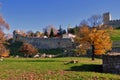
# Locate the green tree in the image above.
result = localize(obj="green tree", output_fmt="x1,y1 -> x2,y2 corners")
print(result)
49,28 -> 54,38
43,28 -> 48,37
57,25 -> 63,37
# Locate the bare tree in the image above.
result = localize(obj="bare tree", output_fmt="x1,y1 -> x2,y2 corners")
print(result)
44,25 -> 58,37
88,15 -> 103,27
79,19 -> 88,26
27,30 -> 34,37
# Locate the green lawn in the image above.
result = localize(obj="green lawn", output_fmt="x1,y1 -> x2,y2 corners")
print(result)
0,57 -> 119,80
111,30 -> 120,41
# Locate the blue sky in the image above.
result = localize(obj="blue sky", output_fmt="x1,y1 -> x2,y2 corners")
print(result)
0,0 -> 120,33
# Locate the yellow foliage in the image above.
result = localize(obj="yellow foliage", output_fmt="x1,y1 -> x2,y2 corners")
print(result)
94,45 -> 103,49
74,24 -> 112,55
0,50 -> 9,57
94,49 -> 105,55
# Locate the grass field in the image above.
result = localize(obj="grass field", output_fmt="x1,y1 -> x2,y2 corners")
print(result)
111,30 -> 120,41
0,57 -> 120,80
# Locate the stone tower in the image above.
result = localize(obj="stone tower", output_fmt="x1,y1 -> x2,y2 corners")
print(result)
103,12 -> 111,23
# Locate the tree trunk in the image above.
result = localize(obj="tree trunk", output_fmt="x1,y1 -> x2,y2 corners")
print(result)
91,45 -> 95,60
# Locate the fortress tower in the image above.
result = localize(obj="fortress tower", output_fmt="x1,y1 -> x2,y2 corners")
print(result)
103,12 -> 111,23
103,12 -> 120,28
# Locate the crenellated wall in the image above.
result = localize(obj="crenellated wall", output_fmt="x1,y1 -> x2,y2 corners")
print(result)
103,12 -> 120,27
13,34 -> 73,49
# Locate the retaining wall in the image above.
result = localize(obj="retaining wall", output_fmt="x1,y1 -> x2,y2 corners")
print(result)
103,54 -> 120,74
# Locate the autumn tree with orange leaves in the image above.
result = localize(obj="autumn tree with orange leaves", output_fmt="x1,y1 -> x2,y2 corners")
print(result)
0,14 -> 10,57
19,43 -> 38,57
74,25 -> 112,60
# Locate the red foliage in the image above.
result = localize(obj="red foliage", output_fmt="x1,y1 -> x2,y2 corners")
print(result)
0,14 -> 10,57
19,43 -> 38,57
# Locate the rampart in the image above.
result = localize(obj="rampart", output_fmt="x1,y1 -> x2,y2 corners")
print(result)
103,54 -> 120,74
103,12 -> 120,27
13,34 -> 73,49
105,20 -> 120,27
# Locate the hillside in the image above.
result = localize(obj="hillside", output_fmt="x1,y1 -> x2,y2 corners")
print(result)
111,30 -> 120,41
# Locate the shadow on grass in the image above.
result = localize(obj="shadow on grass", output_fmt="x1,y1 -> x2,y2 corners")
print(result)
66,64 -> 102,73
25,60 -> 57,62
7,59 -> 58,62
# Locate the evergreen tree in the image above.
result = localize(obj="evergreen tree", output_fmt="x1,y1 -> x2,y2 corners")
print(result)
58,25 -> 63,37
49,28 -> 54,38
43,28 -> 48,37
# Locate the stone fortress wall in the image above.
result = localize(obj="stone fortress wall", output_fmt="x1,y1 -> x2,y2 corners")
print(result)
13,32 -> 120,51
13,34 -> 73,49
105,19 -> 120,28
103,12 -> 120,28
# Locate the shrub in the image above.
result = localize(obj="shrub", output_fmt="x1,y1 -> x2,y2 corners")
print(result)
19,43 -> 38,57
0,49 -> 9,57
0,44 -> 10,57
